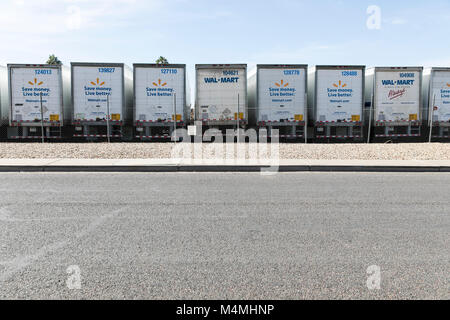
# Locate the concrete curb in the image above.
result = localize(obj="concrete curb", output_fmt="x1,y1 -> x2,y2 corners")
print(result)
0,165 -> 449,172
1,159 -> 450,172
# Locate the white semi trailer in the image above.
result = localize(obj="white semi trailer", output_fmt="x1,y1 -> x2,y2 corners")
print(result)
248,64 -> 307,139
0,66 -> 7,136
308,65 -> 365,140
423,67 -> 450,139
195,64 -> 247,133
71,62 -> 132,139
366,67 -> 423,138
134,64 -> 190,140
7,64 -> 70,139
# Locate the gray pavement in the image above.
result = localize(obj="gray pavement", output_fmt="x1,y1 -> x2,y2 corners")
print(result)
0,172 -> 448,299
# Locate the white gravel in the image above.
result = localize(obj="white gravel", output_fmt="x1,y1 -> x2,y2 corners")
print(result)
1,143 -> 450,160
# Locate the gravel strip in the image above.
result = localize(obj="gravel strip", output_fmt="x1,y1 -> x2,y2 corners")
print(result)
1,143 -> 450,160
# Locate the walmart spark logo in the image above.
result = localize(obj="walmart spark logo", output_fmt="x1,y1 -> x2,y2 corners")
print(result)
333,80 -> 347,88
91,78 -> 105,86
28,78 -> 43,86
275,80 -> 289,87
153,79 -> 167,87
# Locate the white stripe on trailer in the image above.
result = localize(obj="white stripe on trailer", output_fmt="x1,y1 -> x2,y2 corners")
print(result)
10,136 -> 62,139
11,122 -> 61,127
316,135 -> 362,138
277,135 -> 304,138
259,134 -> 304,138
375,120 -> 421,126
315,121 -> 362,124
376,120 -> 420,122
258,121 -> 304,125
73,134 -> 122,137
375,134 -> 421,137
12,120 -> 61,123
200,119 -> 247,122
136,120 -> 184,123
136,135 -> 172,139
72,120 -> 123,124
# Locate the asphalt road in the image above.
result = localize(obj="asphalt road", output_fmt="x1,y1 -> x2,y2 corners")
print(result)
0,172 -> 448,300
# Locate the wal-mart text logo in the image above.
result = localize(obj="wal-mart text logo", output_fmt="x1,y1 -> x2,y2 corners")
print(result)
382,79 -> 415,86
204,77 -> 239,84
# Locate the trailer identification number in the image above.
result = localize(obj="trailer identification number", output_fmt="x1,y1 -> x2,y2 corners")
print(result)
35,70 -> 52,75
342,71 -> 358,76
161,69 -> 177,74
98,68 -> 115,73
223,70 -> 239,76
284,70 -> 300,75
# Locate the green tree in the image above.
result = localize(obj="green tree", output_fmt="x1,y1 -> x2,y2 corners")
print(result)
46,54 -> 62,65
155,56 -> 169,64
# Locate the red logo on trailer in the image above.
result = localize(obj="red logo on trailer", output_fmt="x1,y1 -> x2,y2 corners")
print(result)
388,88 -> 406,100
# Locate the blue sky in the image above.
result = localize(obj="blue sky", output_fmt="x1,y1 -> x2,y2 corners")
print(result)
1,0 -> 449,96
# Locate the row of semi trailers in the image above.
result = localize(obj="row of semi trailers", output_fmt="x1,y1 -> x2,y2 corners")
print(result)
0,63 -> 449,141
